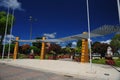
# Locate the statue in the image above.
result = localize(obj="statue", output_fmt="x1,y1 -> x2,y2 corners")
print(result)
107,46 -> 113,57
105,46 -> 115,65
30,49 -> 34,54
29,49 -> 34,59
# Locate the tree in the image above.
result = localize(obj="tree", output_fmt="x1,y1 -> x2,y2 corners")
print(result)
110,34 -> 120,52
92,42 -> 109,58
76,40 -> 82,53
32,37 -> 42,49
47,43 -> 61,54
66,42 -> 72,47
77,40 -> 82,48
0,44 -> 14,56
30,46 -> 40,55
0,11 -> 15,44
21,44 -> 30,54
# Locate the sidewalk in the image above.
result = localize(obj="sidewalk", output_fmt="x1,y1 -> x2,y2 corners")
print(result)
0,59 -> 120,80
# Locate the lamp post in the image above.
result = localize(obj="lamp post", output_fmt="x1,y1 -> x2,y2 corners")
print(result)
86,0 -> 92,72
8,9 -> 15,59
29,16 -> 33,40
117,0 -> 120,23
2,7 -> 10,60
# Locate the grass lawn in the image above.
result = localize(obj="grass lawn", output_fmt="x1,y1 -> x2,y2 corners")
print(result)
92,58 -> 120,67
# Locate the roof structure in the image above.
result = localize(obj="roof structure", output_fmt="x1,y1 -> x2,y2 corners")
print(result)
91,25 -> 120,35
14,25 -> 120,43
59,32 -> 103,41
59,25 -> 120,41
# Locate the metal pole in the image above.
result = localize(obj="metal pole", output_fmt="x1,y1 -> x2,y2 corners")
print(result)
8,9 -> 15,59
86,0 -> 92,72
2,7 -> 10,60
29,16 -> 32,40
29,16 -> 32,46
117,0 -> 120,23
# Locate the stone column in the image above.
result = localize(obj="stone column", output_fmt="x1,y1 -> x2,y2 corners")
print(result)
40,37 -> 45,59
13,37 -> 19,60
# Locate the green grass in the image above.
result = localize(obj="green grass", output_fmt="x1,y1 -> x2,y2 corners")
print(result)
114,59 -> 120,67
92,59 -> 106,64
35,56 -> 40,59
92,59 -> 120,67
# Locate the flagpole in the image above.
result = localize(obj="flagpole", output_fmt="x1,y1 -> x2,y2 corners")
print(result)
8,9 -> 14,59
86,0 -> 92,72
2,6 -> 10,60
117,0 -> 120,23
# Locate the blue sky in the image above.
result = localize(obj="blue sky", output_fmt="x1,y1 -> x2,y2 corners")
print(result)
0,0 -> 120,43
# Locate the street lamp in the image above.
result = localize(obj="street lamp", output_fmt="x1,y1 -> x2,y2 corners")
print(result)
8,8 -> 15,59
2,7 -> 10,60
117,0 -> 120,23
29,16 -> 33,40
86,0 -> 92,72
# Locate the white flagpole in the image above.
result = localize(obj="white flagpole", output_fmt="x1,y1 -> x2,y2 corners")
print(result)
8,9 -> 14,59
86,0 -> 92,72
2,7 -> 10,60
117,0 -> 120,23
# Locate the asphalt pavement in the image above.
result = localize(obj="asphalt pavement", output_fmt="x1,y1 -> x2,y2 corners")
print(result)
0,63 -> 82,80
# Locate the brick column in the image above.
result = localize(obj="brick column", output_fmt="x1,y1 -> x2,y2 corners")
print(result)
81,32 -> 89,63
13,37 -> 19,60
40,37 -> 45,59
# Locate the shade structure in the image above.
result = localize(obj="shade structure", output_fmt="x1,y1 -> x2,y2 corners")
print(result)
91,25 -> 120,35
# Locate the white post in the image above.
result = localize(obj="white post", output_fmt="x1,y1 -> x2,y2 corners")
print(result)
2,7 -> 10,60
8,9 -> 15,59
117,0 -> 120,23
86,0 -> 92,72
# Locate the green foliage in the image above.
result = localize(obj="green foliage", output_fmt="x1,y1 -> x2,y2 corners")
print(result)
32,37 -> 42,48
92,42 -> 109,58
92,59 -> 120,67
47,43 -> 61,54
65,47 -> 71,53
114,59 -> 120,67
66,42 -> 72,47
35,56 -> 40,59
17,53 -> 27,59
30,46 -> 40,55
110,34 -> 120,52
75,47 -> 81,53
0,11 -> 15,44
92,59 -> 106,64
77,40 -> 82,48
21,44 -> 30,54
4,44 -> 15,54
61,47 -> 70,54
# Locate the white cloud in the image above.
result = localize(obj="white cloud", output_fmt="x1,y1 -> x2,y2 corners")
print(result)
72,41 -> 77,46
3,34 -> 16,43
0,0 -> 23,10
100,39 -> 111,44
71,41 -> 77,48
6,34 -> 16,39
43,32 -> 56,38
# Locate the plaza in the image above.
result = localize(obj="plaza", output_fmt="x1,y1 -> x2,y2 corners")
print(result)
0,59 -> 120,80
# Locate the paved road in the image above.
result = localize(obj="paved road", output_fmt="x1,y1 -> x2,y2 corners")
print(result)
0,63 -> 85,80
